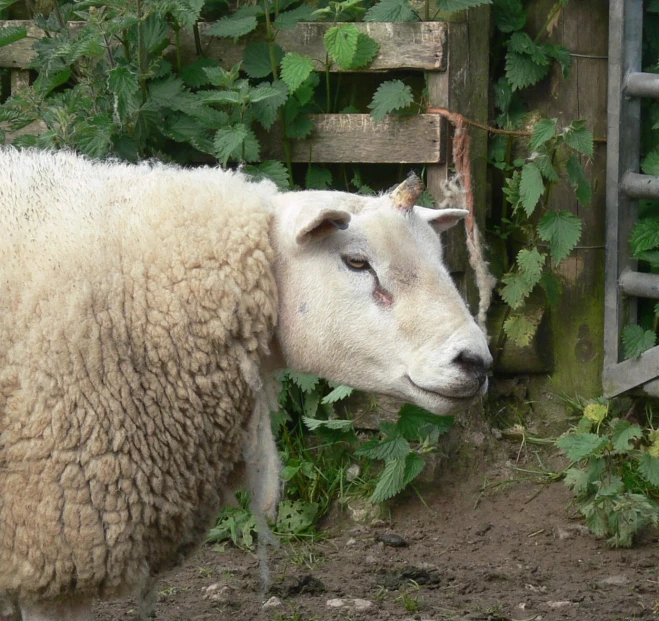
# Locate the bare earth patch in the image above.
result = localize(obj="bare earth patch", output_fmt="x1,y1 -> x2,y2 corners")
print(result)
94,475 -> 658,621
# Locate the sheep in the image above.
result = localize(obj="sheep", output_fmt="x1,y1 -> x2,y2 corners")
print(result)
0,148 -> 491,621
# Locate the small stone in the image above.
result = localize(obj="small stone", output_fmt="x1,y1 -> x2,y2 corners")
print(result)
352,599 -> 373,611
375,533 -> 408,547
326,598 -> 346,608
202,583 -> 233,603
346,538 -> 357,546
346,464 -> 361,481
547,601 -> 573,609
600,575 -> 630,586
364,554 -> 379,565
556,526 -> 571,540
262,596 -> 283,610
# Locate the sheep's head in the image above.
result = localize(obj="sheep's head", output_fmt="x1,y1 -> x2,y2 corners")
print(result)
270,175 -> 491,415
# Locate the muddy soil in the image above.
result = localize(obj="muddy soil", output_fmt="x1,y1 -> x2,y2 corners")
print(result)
94,470 -> 659,621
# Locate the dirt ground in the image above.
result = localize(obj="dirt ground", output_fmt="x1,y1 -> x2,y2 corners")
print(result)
94,469 -> 659,621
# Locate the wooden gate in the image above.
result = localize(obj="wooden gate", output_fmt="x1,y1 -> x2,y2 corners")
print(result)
604,0 -> 659,395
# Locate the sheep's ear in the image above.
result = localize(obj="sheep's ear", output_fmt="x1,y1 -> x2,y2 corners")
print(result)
417,207 -> 468,233
295,208 -> 351,244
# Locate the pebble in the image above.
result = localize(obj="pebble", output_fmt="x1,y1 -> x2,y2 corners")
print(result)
326,598 -> 373,610
375,532 -> 408,547
346,464 -> 361,481
262,596 -> 283,610
202,583 -> 234,603
346,538 -> 357,546
546,601 -> 573,608
599,575 -> 630,586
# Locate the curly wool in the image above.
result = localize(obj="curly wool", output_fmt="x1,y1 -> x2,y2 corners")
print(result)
0,149 -> 279,601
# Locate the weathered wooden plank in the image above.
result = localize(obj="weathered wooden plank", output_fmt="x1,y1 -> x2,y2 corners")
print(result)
260,114 -> 444,163
10,69 -> 29,94
0,20 -> 447,72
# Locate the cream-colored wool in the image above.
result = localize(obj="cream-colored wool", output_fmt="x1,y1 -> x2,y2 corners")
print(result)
0,149 -> 278,601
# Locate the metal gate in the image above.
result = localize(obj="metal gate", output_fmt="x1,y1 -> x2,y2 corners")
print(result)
604,0 -> 659,396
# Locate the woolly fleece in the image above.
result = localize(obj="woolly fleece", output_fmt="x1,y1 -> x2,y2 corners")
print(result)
0,149 -> 278,601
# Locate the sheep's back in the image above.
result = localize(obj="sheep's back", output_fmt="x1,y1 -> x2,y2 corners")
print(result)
0,149 -> 278,599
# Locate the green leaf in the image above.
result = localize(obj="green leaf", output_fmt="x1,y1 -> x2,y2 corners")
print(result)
528,118 -> 556,151
351,34 -> 380,69
621,324 -> 656,359
435,0 -> 491,11
505,51 -> 550,91
534,152 -> 560,183
637,251 -> 659,268
207,16 -> 258,40
564,121 -> 594,157
285,371 -> 320,393
244,160 -> 290,189
492,0 -> 526,32
545,43 -> 571,79
517,247 -> 545,286
294,72 -> 320,106
539,271 -> 562,307
0,0 -> 22,10
638,454 -> 659,487
403,453 -> 426,486
630,218 -> 659,255
519,162 -> 544,216
0,25 -> 27,48
252,79 -> 289,130
305,165 -> 333,190
302,417 -> 354,431
556,433 -> 608,462
396,404 -> 454,441
566,153 -> 592,206
33,69 -> 72,97
609,419 -> 643,453
214,124 -> 250,164
203,64 -> 241,88
249,85 -> 284,103
321,383 -> 354,403
181,58 -> 220,87
276,500 -> 318,535
243,42 -> 284,79
281,53 -> 315,93
274,4 -> 318,29
148,76 -> 185,109
503,313 -> 539,347
641,150 -> 659,176
537,211 -> 582,264
508,32 -> 546,63
284,99 -> 313,139
365,0 -> 418,22
500,271 -> 533,309
324,24 -> 359,70
368,79 -> 414,122
108,66 -> 139,118
371,458 -> 406,502
356,434 -> 410,461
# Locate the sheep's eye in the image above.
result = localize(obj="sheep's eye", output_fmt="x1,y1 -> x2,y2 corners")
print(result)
343,256 -> 371,272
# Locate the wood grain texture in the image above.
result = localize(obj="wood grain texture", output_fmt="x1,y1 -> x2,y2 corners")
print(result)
0,20 -> 447,72
260,114 -> 443,163
525,0 -> 608,398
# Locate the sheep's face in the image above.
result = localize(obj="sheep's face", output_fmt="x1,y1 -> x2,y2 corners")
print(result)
270,177 -> 491,415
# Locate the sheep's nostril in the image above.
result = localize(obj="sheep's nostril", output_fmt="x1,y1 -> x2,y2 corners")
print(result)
454,350 -> 490,377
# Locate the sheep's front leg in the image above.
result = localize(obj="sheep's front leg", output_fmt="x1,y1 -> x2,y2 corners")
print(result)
21,601 -> 92,621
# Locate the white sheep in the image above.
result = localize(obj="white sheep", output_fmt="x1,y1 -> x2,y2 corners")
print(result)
0,149 -> 491,621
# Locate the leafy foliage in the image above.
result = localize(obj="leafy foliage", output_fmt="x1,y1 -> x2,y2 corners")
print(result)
368,80 -> 414,122
557,400 -> 659,547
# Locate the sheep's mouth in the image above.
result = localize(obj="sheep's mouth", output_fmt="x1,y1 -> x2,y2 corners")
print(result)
405,376 -> 481,402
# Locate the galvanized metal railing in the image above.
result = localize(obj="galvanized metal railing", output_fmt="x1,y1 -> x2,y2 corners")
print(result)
604,0 -> 659,396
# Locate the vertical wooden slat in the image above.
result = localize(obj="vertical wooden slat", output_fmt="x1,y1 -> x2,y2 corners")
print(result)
426,7 -> 490,297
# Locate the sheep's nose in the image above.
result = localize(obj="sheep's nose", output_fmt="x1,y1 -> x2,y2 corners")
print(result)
453,350 -> 490,385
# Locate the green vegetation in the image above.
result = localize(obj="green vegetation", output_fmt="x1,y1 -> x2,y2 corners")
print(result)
556,398 -> 659,547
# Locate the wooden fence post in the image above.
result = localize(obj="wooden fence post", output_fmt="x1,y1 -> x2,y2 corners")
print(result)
525,0 -> 609,401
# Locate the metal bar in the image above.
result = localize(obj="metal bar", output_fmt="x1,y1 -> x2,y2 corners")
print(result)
625,72 -> 659,99
619,269 -> 659,299
603,344 -> 659,397
620,171 -> 659,200
604,0 -> 644,380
